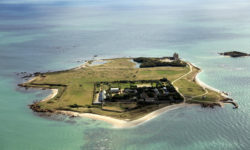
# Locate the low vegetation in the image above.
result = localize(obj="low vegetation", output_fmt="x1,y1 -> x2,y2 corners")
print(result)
19,58 -> 227,120
133,57 -> 186,68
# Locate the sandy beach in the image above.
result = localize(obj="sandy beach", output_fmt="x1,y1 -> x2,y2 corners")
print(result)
191,63 -> 238,108
38,83 -> 191,128
59,103 -> 190,128
191,63 -> 230,98
73,61 -> 89,70
41,89 -> 58,102
74,59 -> 108,70
27,77 -> 36,83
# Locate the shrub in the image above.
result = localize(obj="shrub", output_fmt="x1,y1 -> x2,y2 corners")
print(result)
133,57 -> 186,68
69,104 -> 82,108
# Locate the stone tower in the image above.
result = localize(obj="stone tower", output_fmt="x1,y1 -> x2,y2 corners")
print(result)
173,53 -> 179,61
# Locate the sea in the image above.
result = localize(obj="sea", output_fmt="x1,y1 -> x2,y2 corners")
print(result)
0,0 -> 250,149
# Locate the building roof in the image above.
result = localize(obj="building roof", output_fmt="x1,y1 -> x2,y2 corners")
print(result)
110,88 -> 119,91
99,90 -> 106,101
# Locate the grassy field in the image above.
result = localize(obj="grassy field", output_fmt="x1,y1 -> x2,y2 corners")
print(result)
21,58 -> 226,120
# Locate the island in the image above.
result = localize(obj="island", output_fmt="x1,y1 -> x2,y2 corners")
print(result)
219,51 -> 250,57
18,54 -> 237,128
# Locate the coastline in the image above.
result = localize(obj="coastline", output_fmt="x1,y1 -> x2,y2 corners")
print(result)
39,88 -> 193,128
191,63 -> 238,108
195,72 -> 229,98
41,89 -> 58,102
190,63 -> 230,98
37,87 -> 190,128
73,61 -> 89,70
27,77 -> 36,83
59,103 -> 191,128
73,59 -> 107,70
26,60 -> 236,128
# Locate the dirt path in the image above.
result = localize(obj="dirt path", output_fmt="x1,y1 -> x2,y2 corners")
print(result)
171,63 -> 211,101
191,87 -> 208,99
171,63 -> 193,85
171,63 -> 193,102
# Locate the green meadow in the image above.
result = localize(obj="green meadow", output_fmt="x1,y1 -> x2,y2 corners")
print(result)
20,58 -> 225,120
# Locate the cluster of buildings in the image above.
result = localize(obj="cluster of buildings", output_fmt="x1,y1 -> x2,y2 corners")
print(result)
96,85 -> 174,104
98,88 -> 120,102
138,86 -> 171,102
93,78 -> 183,105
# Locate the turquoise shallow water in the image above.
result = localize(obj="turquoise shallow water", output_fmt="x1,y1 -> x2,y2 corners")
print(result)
1,0 -> 250,149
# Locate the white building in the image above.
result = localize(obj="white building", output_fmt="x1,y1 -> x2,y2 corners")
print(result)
110,88 -> 120,93
99,90 -> 106,102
